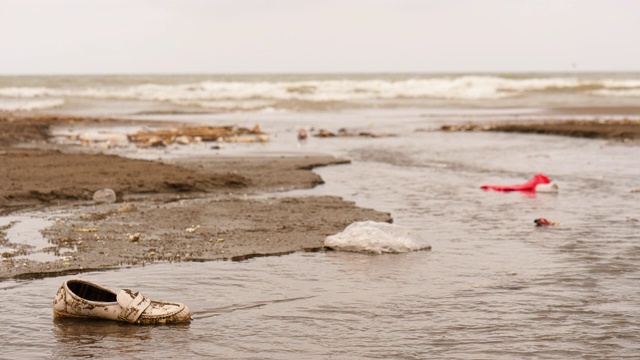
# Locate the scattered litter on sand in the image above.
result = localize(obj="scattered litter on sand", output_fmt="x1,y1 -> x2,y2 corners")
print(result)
51,123 -> 269,149
185,225 -> 200,233
128,124 -> 266,147
75,228 -> 99,233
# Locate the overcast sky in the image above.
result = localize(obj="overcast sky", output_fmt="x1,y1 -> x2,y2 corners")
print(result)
1,0 -> 639,74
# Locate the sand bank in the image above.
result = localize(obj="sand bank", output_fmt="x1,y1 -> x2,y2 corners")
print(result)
0,115 -> 391,281
440,119 -> 640,141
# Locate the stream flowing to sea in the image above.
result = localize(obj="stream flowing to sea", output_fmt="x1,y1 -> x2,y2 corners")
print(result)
1,73 -> 640,359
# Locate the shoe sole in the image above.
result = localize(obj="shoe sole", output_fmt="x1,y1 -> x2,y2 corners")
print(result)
53,308 -> 192,324
53,309 -> 94,319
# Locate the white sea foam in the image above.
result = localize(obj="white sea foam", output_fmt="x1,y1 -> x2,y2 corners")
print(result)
591,88 -> 640,97
0,87 -> 52,98
1,74 -> 639,112
173,99 -> 277,110
601,79 -> 640,88
324,221 -> 431,255
0,98 -> 64,112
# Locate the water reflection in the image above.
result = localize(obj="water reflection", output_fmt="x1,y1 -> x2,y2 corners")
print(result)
52,318 -> 190,358
0,212 -> 68,262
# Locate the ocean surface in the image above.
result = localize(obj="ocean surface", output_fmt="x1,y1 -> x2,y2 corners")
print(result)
2,72 -> 640,115
1,73 -> 640,359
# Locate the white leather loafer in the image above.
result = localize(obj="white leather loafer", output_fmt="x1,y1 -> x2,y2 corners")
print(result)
53,278 -> 192,324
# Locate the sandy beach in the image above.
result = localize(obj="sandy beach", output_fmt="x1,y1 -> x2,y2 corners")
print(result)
0,114 -> 392,280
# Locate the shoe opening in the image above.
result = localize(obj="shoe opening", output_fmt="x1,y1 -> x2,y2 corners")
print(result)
68,280 -> 117,302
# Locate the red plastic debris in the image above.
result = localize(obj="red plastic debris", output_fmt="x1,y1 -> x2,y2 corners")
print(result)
534,218 -> 558,226
481,174 -> 550,192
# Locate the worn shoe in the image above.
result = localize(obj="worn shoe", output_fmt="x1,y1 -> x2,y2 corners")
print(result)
53,278 -> 192,324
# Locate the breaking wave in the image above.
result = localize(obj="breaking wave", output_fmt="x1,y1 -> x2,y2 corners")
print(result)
0,98 -> 64,112
1,73 -> 640,112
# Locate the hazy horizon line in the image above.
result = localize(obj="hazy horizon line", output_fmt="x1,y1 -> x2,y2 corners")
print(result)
2,70 -> 640,77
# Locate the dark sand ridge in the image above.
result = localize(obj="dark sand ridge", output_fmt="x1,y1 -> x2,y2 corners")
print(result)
440,119 -> 640,141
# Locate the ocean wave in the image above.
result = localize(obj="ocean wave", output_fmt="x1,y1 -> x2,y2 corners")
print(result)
591,88 -> 640,97
1,75 -> 640,113
602,79 -> 640,88
0,87 -> 51,98
172,99 -> 276,111
0,98 -> 65,112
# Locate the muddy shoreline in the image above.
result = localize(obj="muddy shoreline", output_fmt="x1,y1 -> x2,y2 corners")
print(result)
440,119 -> 640,141
0,114 -> 391,281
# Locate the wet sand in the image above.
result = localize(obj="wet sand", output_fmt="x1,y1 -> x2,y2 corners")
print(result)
0,115 -> 391,281
2,114 -> 639,281
440,118 -> 640,141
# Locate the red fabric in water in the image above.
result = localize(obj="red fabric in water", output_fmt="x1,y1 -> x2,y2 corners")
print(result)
481,174 -> 550,191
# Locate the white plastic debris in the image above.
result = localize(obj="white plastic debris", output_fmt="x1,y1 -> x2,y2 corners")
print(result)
324,221 -> 431,255
93,188 -> 117,203
536,183 -> 559,193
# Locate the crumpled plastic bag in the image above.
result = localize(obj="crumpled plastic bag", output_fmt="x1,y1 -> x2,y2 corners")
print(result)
324,221 -> 431,255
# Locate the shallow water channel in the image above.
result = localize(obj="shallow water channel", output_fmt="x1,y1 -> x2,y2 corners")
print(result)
2,116 -> 640,358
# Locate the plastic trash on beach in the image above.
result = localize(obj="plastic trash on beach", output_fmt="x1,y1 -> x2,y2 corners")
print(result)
128,124 -> 266,147
324,221 -> 431,254
93,188 -> 116,203
534,218 -> 559,226
535,183 -> 559,193
480,173 -> 557,192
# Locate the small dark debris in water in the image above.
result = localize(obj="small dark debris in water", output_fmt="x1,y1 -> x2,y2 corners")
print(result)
534,218 -> 558,226
499,285 -> 527,291
313,128 -> 396,138
440,124 -> 491,132
297,129 -> 308,141
230,251 -> 296,262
